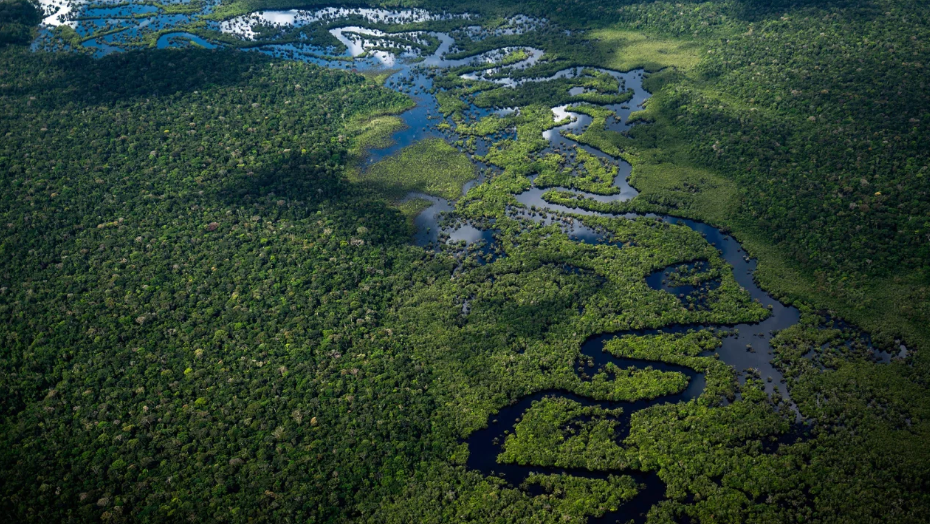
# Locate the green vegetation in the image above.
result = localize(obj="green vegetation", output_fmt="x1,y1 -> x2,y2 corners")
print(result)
209,0 -> 930,350
434,89 -> 468,117
584,29 -> 702,73
0,38 -> 436,523
499,397 -> 629,470
474,77 -> 633,110
523,473 -> 640,520
346,114 -> 410,155
535,149 -> 621,196
604,332 -> 734,403
500,47 -> 527,65
393,195 -> 434,224
0,0 -> 39,46
2,0 -> 930,523
351,138 -> 476,201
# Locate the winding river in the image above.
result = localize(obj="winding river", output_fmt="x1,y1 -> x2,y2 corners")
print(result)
34,5 -> 907,522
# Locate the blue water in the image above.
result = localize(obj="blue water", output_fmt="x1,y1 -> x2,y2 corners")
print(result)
31,5 -> 908,521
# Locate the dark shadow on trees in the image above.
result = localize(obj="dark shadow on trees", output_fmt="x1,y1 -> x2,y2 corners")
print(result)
0,47 -> 269,105
217,153 -> 415,246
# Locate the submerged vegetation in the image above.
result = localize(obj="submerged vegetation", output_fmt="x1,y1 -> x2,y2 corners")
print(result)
1,0 -> 929,523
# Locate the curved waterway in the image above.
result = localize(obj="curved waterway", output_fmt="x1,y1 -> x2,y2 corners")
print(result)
336,25 -> 805,522
36,6 -> 906,521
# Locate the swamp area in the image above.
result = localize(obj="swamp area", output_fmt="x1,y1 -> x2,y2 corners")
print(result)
1,1 -> 928,523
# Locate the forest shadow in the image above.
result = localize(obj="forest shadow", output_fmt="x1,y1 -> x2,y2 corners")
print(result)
467,273 -> 602,340
217,152 -> 415,245
1,46 -> 270,106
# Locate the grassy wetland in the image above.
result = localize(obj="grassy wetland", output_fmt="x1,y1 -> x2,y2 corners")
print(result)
1,0 -> 929,523
350,138 -> 476,201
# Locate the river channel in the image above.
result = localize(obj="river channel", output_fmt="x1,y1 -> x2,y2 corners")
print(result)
33,5 -> 907,522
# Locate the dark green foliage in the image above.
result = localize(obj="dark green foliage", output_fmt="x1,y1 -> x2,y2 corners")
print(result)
0,0 -> 40,46
474,79 -> 633,109
499,397 -> 629,470
679,15 -> 930,279
522,473 -> 640,519
2,1 -> 930,523
0,44 -> 434,522
534,149 -> 622,196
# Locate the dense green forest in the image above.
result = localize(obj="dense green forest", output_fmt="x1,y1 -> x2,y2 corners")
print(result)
1,0 -> 929,523
0,0 -> 38,45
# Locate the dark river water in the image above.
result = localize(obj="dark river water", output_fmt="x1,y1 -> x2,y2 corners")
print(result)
34,5 -> 907,521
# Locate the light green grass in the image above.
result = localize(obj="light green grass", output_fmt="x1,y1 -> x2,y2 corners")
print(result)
358,68 -> 400,85
629,163 -> 742,224
586,29 -> 703,72
352,138 -> 476,201
346,115 -> 407,157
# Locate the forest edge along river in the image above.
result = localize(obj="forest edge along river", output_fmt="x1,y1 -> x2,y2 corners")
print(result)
32,4 -> 910,522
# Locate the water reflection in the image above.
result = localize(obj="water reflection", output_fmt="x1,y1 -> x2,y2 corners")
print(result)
33,6 -> 908,520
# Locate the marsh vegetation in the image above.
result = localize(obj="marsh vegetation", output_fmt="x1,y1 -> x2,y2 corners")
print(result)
0,1 -> 928,523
